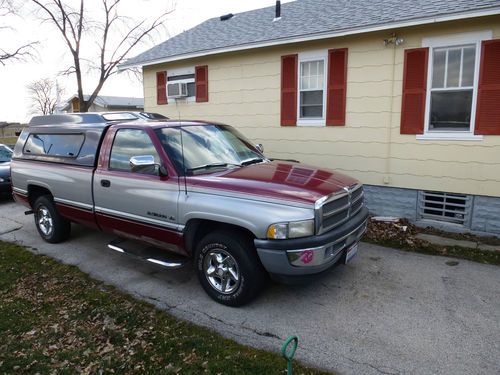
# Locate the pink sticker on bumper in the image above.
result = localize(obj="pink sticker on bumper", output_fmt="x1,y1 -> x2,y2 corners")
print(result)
300,250 -> 314,264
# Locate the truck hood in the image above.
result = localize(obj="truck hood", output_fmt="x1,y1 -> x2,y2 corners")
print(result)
187,161 -> 359,205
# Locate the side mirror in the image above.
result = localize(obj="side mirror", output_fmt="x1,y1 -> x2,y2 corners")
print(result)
159,165 -> 169,177
256,143 -> 264,153
130,155 -> 155,168
129,155 -> 167,176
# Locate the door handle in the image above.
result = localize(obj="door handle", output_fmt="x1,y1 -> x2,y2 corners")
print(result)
101,179 -> 111,188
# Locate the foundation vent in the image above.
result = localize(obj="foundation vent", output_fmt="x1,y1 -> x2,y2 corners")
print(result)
418,191 -> 472,226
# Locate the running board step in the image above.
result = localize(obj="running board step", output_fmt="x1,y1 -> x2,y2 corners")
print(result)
107,238 -> 189,269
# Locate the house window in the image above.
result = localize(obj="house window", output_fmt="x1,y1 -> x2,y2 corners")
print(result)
300,60 -> 324,118
166,67 -> 196,101
168,73 -> 195,98
429,45 -> 475,131
297,51 -> 327,125
420,31 -> 492,139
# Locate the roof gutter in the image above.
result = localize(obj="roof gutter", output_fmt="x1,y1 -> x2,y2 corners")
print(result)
118,6 -> 500,70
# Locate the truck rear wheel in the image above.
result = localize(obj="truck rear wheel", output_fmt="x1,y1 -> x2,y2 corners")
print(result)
195,231 -> 266,306
33,195 -> 71,243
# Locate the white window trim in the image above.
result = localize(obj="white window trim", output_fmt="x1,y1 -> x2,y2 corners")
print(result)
418,31 -> 492,141
166,66 -> 196,103
297,50 -> 328,127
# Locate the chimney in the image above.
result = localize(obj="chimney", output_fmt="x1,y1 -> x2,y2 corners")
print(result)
275,1 -> 281,19
220,13 -> 234,21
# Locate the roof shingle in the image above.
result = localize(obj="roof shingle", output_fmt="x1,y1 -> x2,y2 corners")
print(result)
123,0 -> 500,67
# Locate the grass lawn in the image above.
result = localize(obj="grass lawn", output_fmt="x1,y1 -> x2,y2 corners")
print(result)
0,241 -> 329,374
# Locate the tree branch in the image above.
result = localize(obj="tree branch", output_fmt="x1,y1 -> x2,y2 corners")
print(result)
1,0 -> 38,64
0,42 -> 38,65
30,0 -> 171,111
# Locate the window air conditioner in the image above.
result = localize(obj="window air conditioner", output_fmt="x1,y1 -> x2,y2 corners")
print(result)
167,82 -> 188,98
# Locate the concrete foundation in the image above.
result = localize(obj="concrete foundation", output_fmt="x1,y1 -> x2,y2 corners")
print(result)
363,184 -> 500,237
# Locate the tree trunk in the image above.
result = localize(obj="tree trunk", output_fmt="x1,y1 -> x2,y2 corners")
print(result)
74,54 -> 87,112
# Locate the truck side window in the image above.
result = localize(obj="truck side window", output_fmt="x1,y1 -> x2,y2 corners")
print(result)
24,134 -> 84,157
109,129 -> 161,174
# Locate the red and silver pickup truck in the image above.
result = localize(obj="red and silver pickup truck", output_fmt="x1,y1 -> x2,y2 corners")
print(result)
11,113 -> 368,306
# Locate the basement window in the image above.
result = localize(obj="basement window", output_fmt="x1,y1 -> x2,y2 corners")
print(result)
418,190 -> 472,226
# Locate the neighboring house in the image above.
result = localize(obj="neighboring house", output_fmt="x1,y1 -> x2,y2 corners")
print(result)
120,0 -> 500,236
0,122 -> 26,138
61,95 -> 144,113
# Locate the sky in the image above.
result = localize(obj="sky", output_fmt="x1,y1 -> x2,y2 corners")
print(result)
0,0 -> 291,122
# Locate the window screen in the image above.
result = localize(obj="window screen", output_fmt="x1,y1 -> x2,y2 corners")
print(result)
168,73 -> 196,98
299,60 -> 324,118
24,134 -> 84,157
429,45 -> 476,131
109,129 -> 160,174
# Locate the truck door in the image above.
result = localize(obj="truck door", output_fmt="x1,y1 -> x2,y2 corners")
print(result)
93,127 -> 183,254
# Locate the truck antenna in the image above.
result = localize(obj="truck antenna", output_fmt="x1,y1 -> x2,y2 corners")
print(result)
176,99 -> 188,195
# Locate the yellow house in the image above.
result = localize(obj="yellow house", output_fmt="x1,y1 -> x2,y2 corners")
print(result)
120,0 -> 500,236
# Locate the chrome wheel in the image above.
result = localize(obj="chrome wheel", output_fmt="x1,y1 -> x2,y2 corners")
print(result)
37,206 -> 54,237
203,248 -> 240,294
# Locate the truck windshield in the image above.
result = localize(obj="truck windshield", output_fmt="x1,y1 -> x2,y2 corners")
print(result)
155,125 -> 264,175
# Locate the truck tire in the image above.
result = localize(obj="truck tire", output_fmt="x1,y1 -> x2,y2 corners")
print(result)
195,231 -> 266,306
33,195 -> 71,243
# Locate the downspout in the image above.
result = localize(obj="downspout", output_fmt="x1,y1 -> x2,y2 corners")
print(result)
385,39 -> 398,186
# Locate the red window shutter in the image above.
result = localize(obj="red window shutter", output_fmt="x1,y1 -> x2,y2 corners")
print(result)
475,39 -> 500,135
281,54 -> 298,126
195,65 -> 209,102
400,48 -> 428,134
156,71 -> 167,105
326,48 -> 348,126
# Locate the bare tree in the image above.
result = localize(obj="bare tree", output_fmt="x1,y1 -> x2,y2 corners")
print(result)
0,0 -> 37,65
27,78 -> 63,115
31,0 -> 169,112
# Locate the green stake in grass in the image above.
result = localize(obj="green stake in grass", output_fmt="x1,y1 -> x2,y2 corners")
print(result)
281,335 -> 298,375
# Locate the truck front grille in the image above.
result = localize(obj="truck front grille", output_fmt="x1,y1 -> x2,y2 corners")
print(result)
317,184 -> 364,234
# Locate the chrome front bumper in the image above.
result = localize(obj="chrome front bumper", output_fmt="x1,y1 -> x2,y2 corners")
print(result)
286,219 -> 367,267
254,207 -> 368,276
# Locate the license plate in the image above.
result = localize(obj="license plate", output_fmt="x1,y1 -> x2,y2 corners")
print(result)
345,243 -> 358,264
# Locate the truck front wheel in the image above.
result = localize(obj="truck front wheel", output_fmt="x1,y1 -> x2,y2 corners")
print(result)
33,195 -> 71,243
195,231 -> 266,306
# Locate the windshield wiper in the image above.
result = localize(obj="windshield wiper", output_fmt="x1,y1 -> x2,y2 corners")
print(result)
186,162 -> 239,173
240,157 -> 264,166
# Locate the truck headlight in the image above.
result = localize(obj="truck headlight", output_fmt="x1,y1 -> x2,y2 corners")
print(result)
267,219 -> 314,239
0,177 -> 4,182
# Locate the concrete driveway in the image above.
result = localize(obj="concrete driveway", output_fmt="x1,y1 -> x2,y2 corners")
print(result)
1,197 -> 499,375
